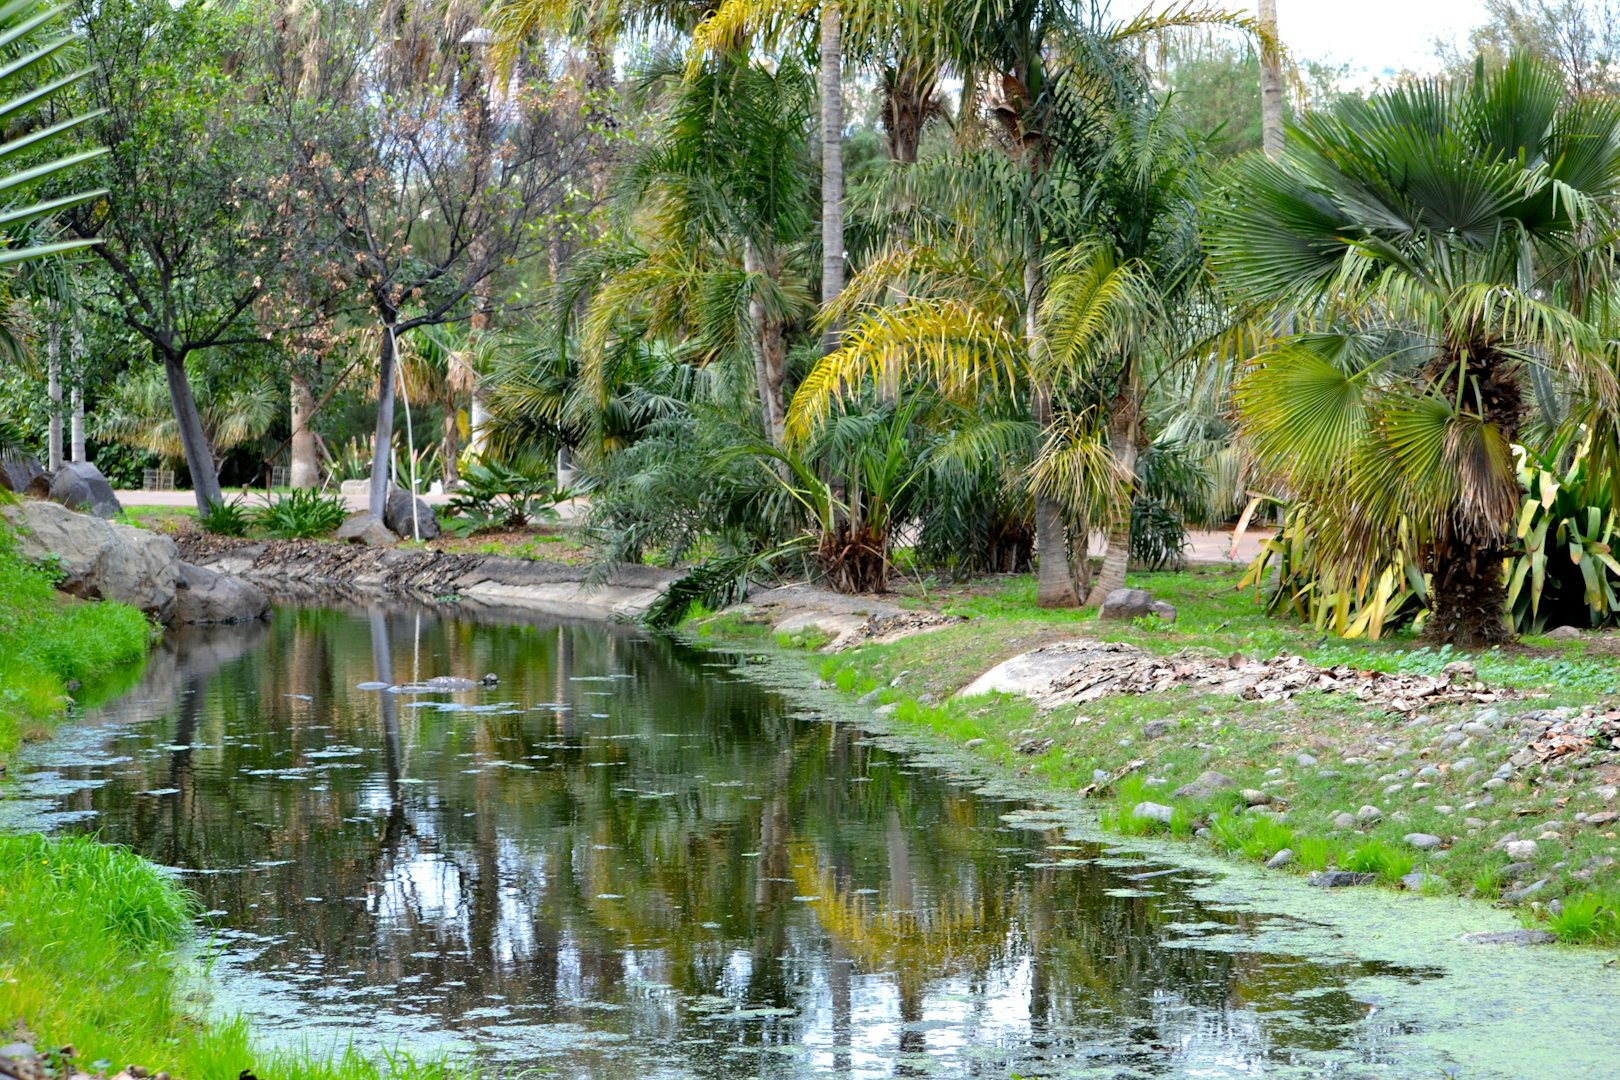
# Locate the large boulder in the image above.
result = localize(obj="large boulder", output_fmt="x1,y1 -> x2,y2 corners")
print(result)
48,461 -> 122,519
384,485 -> 439,540
1098,587 -> 1177,624
174,561 -> 270,625
0,452 -> 42,494
336,512 -> 397,546
0,499 -> 177,621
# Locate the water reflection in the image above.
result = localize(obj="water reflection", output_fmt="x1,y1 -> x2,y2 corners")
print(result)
18,603 -> 1432,1077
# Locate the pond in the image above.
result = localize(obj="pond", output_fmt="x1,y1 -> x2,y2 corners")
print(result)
6,602 -> 1618,1078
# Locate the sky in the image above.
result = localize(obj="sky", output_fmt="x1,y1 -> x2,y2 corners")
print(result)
1259,0 -> 1490,82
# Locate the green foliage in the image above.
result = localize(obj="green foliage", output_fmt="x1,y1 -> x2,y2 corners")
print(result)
1340,839 -> 1415,884
251,488 -> 347,539
200,493 -> 251,537
445,459 -> 562,535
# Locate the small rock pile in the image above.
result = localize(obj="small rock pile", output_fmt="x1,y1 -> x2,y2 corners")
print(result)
0,1040 -> 167,1080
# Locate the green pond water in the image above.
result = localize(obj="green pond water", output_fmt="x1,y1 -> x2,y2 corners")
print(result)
7,601 -> 1620,1078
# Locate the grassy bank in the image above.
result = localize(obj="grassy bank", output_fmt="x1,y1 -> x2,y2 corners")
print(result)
0,524 -> 154,765
694,567 -> 1620,945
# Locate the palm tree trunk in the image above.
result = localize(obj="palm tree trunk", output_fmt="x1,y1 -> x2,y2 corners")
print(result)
1086,399 -> 1142,607
1025,250 -> 1078,608
290,372 -> 320,489
1259,0 -> 1284,159
368,320 -> 398,521
819,1 -> 844,354
160,345 -> 224,512
744,238 -> 787,446
441,407 -> 460,487
46,303 -> 61,472
69,311 -> 85,463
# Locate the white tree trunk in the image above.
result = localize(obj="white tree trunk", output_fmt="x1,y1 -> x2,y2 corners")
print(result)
69,310 -> 85,463
819,2 -> 845,354
744,238 -> 787,446
46,302 -> 61,472
290,373 -> 320,489
1259,0 -> 1284,159
1025,251 -> 1078,608
368,322 -> 398,521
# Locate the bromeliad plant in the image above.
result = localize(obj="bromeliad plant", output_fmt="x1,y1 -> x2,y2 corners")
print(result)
444,460 -> 562,536
251,488 -> 347,539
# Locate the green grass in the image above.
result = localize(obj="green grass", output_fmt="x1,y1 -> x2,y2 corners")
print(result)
0,834 -> 472,1080
0,529 -> 154,763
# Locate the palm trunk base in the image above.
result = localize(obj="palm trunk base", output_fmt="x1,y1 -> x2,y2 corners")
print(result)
1085,524 -> 1130,608
1034,495 -> 1079,608
1423,545 -> 1512,647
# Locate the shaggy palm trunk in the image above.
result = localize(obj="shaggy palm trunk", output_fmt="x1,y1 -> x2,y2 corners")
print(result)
368,321 -> 399,521
744,238 -> 787,446
69,312 -> 85,463
160,346 -> 224,512
1026,254 -> 1079,608
1259,0 -> 1284,159
1425,533 -> 1512,646
45,311 -> 61,472
290,373 -> 320,489
819,2 -> 844,354
1086,396 -> 1141,607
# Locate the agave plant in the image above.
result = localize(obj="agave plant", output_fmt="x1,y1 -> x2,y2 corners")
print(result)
1207,56 -> 1620,645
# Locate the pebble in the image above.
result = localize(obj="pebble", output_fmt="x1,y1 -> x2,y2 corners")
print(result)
1356,805 -> 1383,824
1172,770 -> 1236,800
1465,817 -> 1487,828
1240,788 -> 1272,807
1452,757 -> 1478,773
1484,778 -> 1507,790
1502,877 -> 1548,902
1131,801 -> 1175,824
1333,812 -> 1357,830
1504,839 -> 1538,859
1418,766 -> 1440,779
1401,871 -> 1441,891
1384,783 -> 1405,796
1264,767 -> 1283,777
1296,752 -> 1319,767
1142,719 -> 1174,739
1463,721 -> 1493,739
1308,870 -> 1377,888
1265,848 -> 1294,869
1405,833 -> 1444,850
963,738 -> 985,749
1462,929 -> 1555,946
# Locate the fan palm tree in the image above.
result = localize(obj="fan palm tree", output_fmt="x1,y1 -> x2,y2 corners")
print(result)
1205,56 -> 1620,645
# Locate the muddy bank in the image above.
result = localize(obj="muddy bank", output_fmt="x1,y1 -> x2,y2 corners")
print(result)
177,534 -> 676,620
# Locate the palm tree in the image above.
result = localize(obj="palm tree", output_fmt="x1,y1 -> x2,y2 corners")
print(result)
1205,56 -> 1620,645
1257,0 -> 1283,158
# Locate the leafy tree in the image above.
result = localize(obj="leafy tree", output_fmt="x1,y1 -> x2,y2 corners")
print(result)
1205,56 -> 1620,645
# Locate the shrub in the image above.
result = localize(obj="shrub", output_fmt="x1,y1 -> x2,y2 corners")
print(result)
251,489 -> 347,539
199,495 -> 251,536
445,460 -> 562,535
1341,839 -> 1414,883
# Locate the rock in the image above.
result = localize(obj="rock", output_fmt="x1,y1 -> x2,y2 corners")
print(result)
1483,777 -> 1507,790
1356,804 -> 1383,824
1333,812 -> 1357,830
1295,751 -> 1318,767
0,452 -> 42,494
1308,870 -> 1377,888
481,672 -> 499,686
1442,660 -> 1476,682
1503,839 -> 1538,860
1546,625 -> 1583,640
335,512 -> 396,546
1461,929 -> 1555,946
1172,770 -> 1235,801
1098,588 -> 1176,623
0,499 -> 177,621
1401,871 -> 1440,891
384,485 -> 440,541
1240,788 -> 1272,807
963,738 -> 985,749
1501,878 -> 1548,902
1265,848 -> 1294,869
1404,832 -> 1444,851
173,562 -> 269,625
857,688 -> 881,705
1131,801 -> 1175,825
46,461 -> 122,519
1500,861 -> 1537,879
1142,719 -> 1174,740
339,478 -> 370,501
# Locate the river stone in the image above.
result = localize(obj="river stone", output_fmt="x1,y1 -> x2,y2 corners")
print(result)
1333,812 -> 1357,830
1131,801 -> 1175,825
1142,719 -> 1174,740
0,499 -> 177,621
1502,877 -> 1548,902
1098,588 -> 1176,623
1240,788 -> 1272,807
48,461 -> 121,518
1295,751 -> 1318,767
1546,625 -> 1583,640
1356,804 -> 1383,824
1265,848 -> 1294,869
0,451 -> 42,493
1172,770 -> 1235,800
384,485 -> 440,541
335,512 -> 396,546
1401,871 -> 1440,891
1462,929 -> 1556,945
1308,870 -> 1377,888
1503,839 -> 1538,860
174,561 -> 270,625
1405,832 -> 1443,851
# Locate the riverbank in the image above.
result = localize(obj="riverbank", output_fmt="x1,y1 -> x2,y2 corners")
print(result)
691,567 -> 1620,945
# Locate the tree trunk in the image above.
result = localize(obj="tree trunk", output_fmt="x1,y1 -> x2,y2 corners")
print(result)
368,321 -> 398,521
290,373 -> 320,489
442,407 -> 460,486
1424,534 -> 1512,646
819,2 -> 844,354
69,311 -> 85,463
744,238 -> 786,446
160,346 -> 224,512
46,304 -> 61,472
1259,0 -> 1284,159
1025,251 -> 1078,608
1086,396 -> 1142,607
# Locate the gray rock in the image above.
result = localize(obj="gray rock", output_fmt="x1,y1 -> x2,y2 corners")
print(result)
857,688 -> 882,705
1461,929 -> 1556,946
1240,788 -> 1272,807
1400,871 -> 1440,891
1546,624 -> 1583,640
174,561 -> 270,625
1502,878 -> 1548,902
1098,587 -> 1177,623
47,460 -> 122,518
1443,660 -> 1477,681
1265,848 -> 1294,869
1404,832 -> 1444,851
0,499 -> 177,620
1333,812 -> 1357,830
1131,801 -> 1175,825
1308,870 -> 1377,888
481,672 -> 499,686
1142,719 -> 1174,740
963,738 -> 985,749
1483,777 -> 1507,790
1172,770 -> 1236,801
0,452 -> 42,494
1295,751 -> 1319,767
384,484 -> 440,541
1356,804 -> 1383,824
0,1044 -> 37,1064
1503,839 -> 1538,860
335,512 -> 397,547
1499,861 -> 1536,879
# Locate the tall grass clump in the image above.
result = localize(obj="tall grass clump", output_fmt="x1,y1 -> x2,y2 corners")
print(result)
251,488 -> 348,539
